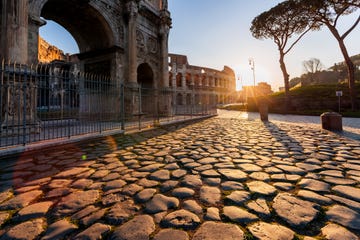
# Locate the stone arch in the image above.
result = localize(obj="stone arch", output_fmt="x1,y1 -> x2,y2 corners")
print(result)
176,93 -> 183,105
194,74 -> 200,87
208,76 -> 213,87
176,73 -> 182,88
28,0 -> 117,65
137,63 -> 154,88
186,93 -> 192,105
186,73 -> 192,87
202,74 -> 207,86
195,94 -> 200,104
40,0 -> 114,52
169,72 -> 173,87
215,77 -> 219,87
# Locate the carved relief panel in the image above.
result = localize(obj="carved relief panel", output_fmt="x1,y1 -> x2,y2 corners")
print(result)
136,29 -> 159,58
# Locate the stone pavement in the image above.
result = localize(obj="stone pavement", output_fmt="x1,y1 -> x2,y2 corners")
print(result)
0,110 -> 359,239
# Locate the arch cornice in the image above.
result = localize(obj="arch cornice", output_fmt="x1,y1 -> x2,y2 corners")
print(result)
28,0 -> 48,17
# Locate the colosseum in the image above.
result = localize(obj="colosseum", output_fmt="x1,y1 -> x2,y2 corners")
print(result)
169,54 -> 236,114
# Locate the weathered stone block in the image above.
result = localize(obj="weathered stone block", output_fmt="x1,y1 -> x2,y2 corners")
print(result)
321,112 -> 342,131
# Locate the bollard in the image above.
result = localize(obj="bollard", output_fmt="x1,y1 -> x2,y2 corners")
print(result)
320,112 -> 342,131
258,100 -> 268,121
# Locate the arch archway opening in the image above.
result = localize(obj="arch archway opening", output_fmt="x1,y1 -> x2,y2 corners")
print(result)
39,20 -> 79,63
36,0 -> 115,77
137,63 -> 154,89
40,0 -> 113,54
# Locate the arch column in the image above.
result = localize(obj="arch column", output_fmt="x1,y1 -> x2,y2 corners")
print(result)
126,1 -> 138,86
0,0 -> 41,134
0,0 -> 29,63
160,9 -> 171,88
28,15 -> 46,64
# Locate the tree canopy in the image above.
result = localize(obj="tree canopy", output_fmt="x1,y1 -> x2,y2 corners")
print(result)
251,0 -> 359,110
250,0 -> 318,111
299,0 -> 360,110
303,58 -> 324,74
250,0 -> 318,54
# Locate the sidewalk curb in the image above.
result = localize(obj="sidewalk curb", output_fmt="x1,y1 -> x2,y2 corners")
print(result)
0,115 -> 216,159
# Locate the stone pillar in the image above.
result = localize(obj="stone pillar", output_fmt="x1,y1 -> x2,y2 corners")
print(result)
190,74 -> 195,86
160,10 -> 171,88
126,1 -> 138,86
199,73 -> 202,87
321,112 -> 342,131
171,63 -> 176,87
124,1 -> 140,117
158,9 -> 172,117
28,15 -> 46,64
0,0 -> 28,63
181,72 -> 186,89
0,1 -> 40,135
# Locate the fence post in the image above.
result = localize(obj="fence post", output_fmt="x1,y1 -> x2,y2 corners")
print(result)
120,84 -> 125,131
0,60 -> 4,138
22,64 -> 27,145
99,74 -> 103,134
154,88 -> 160,127
138,83 -> 142,130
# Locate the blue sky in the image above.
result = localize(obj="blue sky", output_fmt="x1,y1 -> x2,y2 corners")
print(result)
40,1 -> 360,91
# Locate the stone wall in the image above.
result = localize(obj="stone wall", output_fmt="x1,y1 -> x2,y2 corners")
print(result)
38,37 -> 66,63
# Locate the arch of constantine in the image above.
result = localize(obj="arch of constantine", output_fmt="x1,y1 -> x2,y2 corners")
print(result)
0,0 -> 236,142
0,0 -> 172,130
1,0 -> 171,84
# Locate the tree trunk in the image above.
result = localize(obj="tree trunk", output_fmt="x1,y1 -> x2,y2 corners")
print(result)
340,41 -> 356,111
279,52 -> 290,113
327,24 -> 357,111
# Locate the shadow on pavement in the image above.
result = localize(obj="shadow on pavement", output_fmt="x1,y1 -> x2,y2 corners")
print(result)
337,130 -> 360,142
262,121 -> 304,154
0,118 -> 209,192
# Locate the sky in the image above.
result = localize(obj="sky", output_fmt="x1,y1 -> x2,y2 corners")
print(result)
40,0 -> 360,91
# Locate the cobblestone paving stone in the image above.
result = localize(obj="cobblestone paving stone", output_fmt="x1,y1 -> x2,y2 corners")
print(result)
0,110 -> 360,239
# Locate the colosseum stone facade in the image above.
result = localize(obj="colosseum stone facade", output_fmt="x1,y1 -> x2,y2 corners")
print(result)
169,54 -> 236,113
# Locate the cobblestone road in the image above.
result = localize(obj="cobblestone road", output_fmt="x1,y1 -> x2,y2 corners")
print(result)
0,110 -> 359,239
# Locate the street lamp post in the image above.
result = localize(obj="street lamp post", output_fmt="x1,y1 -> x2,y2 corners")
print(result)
248,58 -> 256,87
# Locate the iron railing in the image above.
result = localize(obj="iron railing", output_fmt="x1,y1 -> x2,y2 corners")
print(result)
1,61 -> 217,148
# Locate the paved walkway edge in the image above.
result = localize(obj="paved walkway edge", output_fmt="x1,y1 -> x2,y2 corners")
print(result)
0,115 -> 215,159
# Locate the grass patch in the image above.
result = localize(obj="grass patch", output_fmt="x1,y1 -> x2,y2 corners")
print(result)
243,231 -> 256,240
230,83 -> 360,117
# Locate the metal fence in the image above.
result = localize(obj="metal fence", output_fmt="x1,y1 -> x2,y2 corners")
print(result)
1,61 -> 216,148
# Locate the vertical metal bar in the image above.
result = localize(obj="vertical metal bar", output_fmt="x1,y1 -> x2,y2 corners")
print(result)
33,63 -> 39,143
60,69 -> 64,139
15,63 -> 20,145
67,70 -> 71,138
138,83 -> 141,130
156,88 -> 160,125
99,74 -> 102,134
89,73 -> 92,134
0,60 -> 4,144
92,73 -> 95,134
22,64 -> 27,145
6,61 -> 11,146
55,69 -> 59,139
121,83 -> 125,131
46,65 -> 50,141
5,61 -> 10,146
